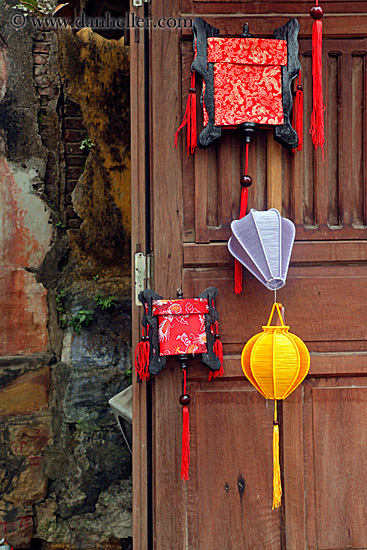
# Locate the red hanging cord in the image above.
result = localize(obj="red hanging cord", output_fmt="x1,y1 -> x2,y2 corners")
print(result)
310,0 -> 325,160
234,143 -> 250,294
181,368 -> 190,481
174,71 -> 197,156
293,71 -> 303,152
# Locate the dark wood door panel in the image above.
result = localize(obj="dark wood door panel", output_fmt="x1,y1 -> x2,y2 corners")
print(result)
187,352 -> 367,381
181,1 -> 367,18
183,241 -> 367,267
183,265 -> 367,353
187,379 -> 281,550
284,378 -> 367,550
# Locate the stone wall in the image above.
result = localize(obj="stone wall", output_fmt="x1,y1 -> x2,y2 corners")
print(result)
0,8 -> 132,550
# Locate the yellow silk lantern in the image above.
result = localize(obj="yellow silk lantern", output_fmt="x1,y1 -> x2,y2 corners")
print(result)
241,303 -> 310,509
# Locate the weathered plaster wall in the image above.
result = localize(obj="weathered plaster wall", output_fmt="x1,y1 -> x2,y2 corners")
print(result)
0,9 -> 132,550
58,28 -> 131,281
0,11 -> 61,547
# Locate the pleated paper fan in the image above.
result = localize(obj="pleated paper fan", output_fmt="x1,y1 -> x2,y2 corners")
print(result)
228,208 -> 295,290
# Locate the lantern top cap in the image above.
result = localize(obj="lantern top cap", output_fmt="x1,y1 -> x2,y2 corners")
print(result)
262,324 -> 290,331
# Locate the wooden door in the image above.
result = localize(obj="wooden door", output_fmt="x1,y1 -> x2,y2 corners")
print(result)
131,2 -> 367,549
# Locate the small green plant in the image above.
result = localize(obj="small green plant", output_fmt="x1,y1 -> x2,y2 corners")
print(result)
69,309 -> 95,334
56,290 -> 66,315
80,138 -> 95,151
124,369 -> 132,386
56,290 -> 68,328
93,274 -> 99,281
94,294 -> 116,310
55,220 -> 66,228
15,0 -> 50,15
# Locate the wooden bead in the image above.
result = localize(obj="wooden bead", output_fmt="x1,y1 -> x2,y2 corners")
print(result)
273,420 -> 279,426
240,175 -> 252,188
310,5 -> 324,20
179,394 -> 191,406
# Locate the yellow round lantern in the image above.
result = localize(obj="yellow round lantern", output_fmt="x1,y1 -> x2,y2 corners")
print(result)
241,303 -> 310,509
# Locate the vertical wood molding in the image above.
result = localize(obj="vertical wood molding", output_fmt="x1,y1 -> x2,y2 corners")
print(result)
150,1 -> 185,549
267,132 -> 283,212
131,6 -> 149,550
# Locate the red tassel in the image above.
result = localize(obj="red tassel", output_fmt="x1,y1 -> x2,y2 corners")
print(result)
293,73 -> 303,152
181,369 -> 190,481
234,186 -> 249,294
174,71 -> 197,156
209,339 -> 224,381
134,337 -> 150,381
310,16 -> 325,160
181,406 -> 190,481
208,322 -> 224,381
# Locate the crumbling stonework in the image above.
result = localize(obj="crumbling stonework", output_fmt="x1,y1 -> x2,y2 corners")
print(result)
0,7 -> 132,550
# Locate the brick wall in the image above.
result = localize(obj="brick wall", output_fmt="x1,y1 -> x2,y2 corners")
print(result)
62,99 -> 88,228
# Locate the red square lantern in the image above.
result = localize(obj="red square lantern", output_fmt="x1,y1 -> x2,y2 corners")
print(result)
152,298 -> 209,356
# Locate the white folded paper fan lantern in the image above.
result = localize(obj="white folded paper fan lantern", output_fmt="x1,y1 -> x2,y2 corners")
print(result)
228,208 -> 296,290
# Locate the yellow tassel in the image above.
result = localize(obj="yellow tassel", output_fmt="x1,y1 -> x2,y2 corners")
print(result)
272,400 -> 282,509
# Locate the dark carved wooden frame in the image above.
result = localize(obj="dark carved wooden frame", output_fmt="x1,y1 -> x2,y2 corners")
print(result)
138,287 -> 221,376
192,17 -> 301,149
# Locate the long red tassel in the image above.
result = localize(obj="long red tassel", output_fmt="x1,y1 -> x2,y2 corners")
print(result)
181,369 -> 190,481
293,72 -> 303,152
208,322 -> 224,381
310,3 -> 325,160
174,71 -> 197,156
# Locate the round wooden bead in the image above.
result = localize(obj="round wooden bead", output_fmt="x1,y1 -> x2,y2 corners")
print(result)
240,175 -> 252,188
310,5 -> 324,20
179,394 -> 191,406
273,420 -> 279,426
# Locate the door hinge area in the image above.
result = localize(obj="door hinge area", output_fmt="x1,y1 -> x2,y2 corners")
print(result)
132,0 -> 149,7
134,252 -> 152,306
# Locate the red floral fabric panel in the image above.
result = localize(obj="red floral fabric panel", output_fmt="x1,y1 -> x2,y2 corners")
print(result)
213,64 -> 284,126
203,37 -> 287,127
152,298 -> 209,356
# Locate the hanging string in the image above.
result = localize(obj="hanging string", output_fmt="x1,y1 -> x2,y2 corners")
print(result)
180,368 -> 191,481
234,142 -> 250,294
